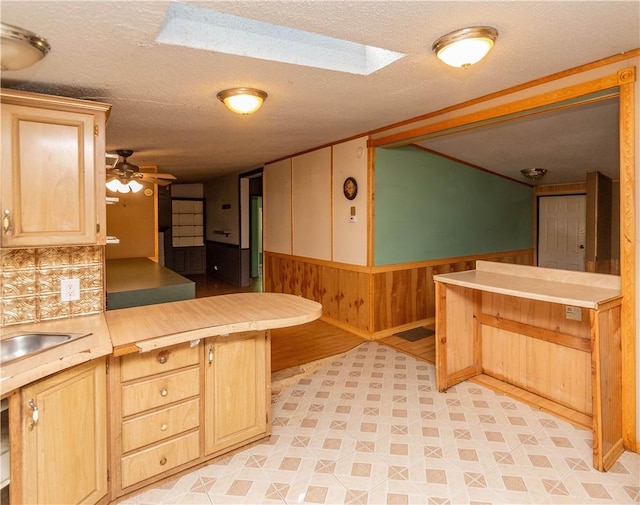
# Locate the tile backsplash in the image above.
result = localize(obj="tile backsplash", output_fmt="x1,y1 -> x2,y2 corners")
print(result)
1,246 -> 104,326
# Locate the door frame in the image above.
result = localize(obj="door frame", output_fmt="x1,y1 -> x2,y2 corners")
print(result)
238,167 -> 263,288
371,63 -> 637,450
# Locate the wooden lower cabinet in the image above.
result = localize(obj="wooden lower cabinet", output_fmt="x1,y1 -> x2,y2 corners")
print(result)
14,358 -> 108,505
204,331 -> 270,455
109,342 -> 201,498
109,332 -> 271,500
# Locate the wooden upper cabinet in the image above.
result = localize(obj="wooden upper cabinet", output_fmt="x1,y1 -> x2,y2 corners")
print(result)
0,89 -> 111,247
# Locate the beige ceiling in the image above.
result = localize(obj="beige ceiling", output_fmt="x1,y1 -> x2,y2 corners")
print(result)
1,1 -> 638,184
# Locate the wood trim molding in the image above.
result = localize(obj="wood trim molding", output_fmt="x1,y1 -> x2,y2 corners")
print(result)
370,72 -> 624,148
619,71 -> 636,450
263,248 -> 533,274
369,249 -> 533,273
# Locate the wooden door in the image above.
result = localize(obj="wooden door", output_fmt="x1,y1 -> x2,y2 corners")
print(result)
204,332 -> 269,455
18,359 -> 107,505
537,195 -> 586,270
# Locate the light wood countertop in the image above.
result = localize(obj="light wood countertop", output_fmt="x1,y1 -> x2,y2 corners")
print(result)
434,260 -> 621,309
1,293 -> 322,393
0,313 -> 112,397
106,292 -> 323,356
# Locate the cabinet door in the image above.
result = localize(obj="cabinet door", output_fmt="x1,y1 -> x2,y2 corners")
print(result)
19,359 -> 107,505
204,331 -> 269,455
1,104 -> 98,246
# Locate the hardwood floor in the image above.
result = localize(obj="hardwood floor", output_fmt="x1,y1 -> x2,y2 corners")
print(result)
378,331 -> 435,364
270,319 -> 364,372
186,272 -> 434,370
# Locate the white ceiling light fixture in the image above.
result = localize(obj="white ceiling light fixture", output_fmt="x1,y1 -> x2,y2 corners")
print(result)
217,88 -> 267,115
1,22 -> 50,71
521,167 -> 548,181
106,177 -> 144,194
432,26 -> 498,69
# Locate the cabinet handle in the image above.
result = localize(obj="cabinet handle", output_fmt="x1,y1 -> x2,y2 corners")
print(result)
160,388 -> 168,397
28,398 -> 39,429
2,210 -> 10,235
157,351 -> 169,364
208,344 -> 214,366
160,423 -> 168,431
159,457 -> 167,466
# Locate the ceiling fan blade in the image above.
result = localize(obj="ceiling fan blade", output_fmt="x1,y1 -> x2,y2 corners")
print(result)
140,172 -> 177,180
138,174 -> 175,185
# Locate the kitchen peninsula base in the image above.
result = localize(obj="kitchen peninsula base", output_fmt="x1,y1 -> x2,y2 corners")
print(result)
434,261 -> 623,472
105,292 -> 322,501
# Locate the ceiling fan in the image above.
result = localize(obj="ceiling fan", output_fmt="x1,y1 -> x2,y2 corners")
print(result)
106,149 -> 177,192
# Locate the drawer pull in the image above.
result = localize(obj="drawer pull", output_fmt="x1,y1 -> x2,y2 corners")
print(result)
157,351 -> 169,364
159,457 -> 167,466
160,388 -> 168,397
161,423 -> 168,431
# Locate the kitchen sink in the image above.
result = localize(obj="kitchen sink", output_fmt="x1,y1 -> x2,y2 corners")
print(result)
0,332 -> 91,365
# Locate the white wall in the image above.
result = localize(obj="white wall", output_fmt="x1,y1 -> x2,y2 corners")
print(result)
333,137 -> 368,265
292,147 -> 332,260
263,158 -> 292,254
263,137 -> 369,265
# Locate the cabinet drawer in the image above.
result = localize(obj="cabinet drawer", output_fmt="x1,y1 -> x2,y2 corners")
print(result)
120,343 -> 200,382
122,368 -> 199,417
121,431 -> 200,489
122,398 -> 200,453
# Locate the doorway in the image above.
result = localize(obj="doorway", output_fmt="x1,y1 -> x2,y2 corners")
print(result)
239,169 -> 263,289
537,195 -> 586,271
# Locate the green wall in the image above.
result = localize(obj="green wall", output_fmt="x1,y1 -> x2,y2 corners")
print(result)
374,146 -> 533,265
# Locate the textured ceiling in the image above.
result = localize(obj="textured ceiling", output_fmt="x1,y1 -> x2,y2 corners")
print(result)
1,1 -> 638,184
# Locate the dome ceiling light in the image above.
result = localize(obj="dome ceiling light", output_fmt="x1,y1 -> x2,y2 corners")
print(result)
217,88 -> 268,115
1,22 -> 50,71
521,167 -> 548,182
432,26 -> 498,69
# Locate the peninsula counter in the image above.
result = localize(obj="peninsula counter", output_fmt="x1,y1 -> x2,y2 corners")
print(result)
434,261 -> 622,471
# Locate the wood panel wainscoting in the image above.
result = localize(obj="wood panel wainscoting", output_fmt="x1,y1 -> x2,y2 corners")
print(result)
263,248 -> 533,339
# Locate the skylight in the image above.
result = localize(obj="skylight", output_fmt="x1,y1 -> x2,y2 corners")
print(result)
156,3 -> 405,75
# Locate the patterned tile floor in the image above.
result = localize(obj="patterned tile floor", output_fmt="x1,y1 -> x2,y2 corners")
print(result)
120,342 -> 640,505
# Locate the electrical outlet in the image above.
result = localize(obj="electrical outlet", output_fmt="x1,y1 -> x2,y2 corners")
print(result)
565,305 -> 582,321
60,278 -> 80,302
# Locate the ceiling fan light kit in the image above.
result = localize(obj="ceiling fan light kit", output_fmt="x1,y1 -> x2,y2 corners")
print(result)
106,149 -> 176,193
432,26 -> 498,68
217,87 -> 268,115
0,22 -> 50,71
